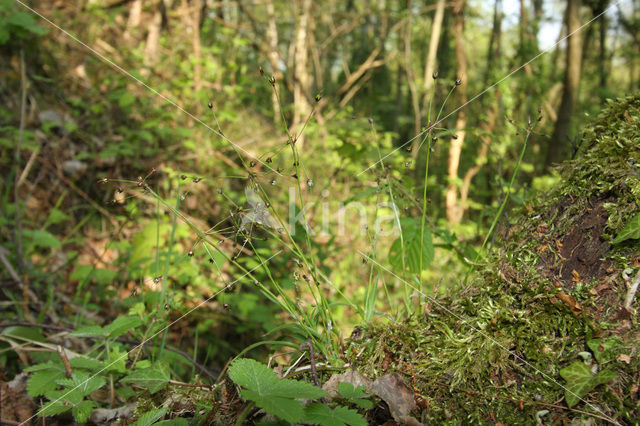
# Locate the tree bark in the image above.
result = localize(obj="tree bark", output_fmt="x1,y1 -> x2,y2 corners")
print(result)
265,0 -> 283,125
546,0 -> 582,167
410,0 -> 445,158
445,0 -> 467,224
293,0 -> 313,141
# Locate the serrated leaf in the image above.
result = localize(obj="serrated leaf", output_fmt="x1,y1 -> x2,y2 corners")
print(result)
337,383 -> 373,410
105,315 -> 143,339
39,400 -> 71,417
270,379 -> 327,399
240,389 -> 304,423
72,400 -> 95,423
122,364 -> 170,394
155,419 -> 190,426
71,325 -> 106,337
613,213 -> 640,244
303,403 -> 367,426
69,357 -> 104,371
27,367 -> 66,397
228,358 -> 279,391
560,361 -> 617,408
134,407 -> 169,426
388,220 -> 434,274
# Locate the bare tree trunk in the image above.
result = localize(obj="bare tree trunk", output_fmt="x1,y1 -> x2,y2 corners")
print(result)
410,0 -> 445,158
421,0 -> 445,107
293,0 -> 313,142
144,1 -> 164,68
445,0 -> 468,224
191,0 -> 203,97
546,0 -> 582,167
265,0 -> 283,125
123,0 -> 142,42
459,0 -> 502,214
404,1 -> 421,137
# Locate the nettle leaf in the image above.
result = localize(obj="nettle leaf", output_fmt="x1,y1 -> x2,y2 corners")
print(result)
134,407 -> 169,426
229,358 -> 327,423
303,403 -> 367,426
388,220 -> 434,274
122,363 -> 170,394
559,361 -> 617,408
613,213 -> 640,244
105,315 -> 143,339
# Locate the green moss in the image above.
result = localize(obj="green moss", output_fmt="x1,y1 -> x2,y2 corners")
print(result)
353,95 -> 640,424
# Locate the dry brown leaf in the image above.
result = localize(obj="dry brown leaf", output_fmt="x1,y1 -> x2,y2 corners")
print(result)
556,292 -> 582,315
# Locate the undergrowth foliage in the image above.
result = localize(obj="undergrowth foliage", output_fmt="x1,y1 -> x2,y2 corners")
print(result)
3,0 -> 639,422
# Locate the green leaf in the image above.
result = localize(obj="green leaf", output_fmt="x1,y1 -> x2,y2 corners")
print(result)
27,367 -> 66,397
586,338 -> 622,364
105,315 -> 143,338
134,407 -> 169,426
303,403 -> 367,426
69,357 -> 104,371
71,325 -> 106,338
240,389 -> 304,423
228,358 -> 279,391
2,325 -> 46,342
613,213 -> 640,244
122,364 -> 170,394
229,358 -> 326,423
22,229 -> 62,249
72,400 -> 95,423
337,383 -> 373,410
155,419 -> 190,426
559,361 -> 617,408
388,220 -> 434,274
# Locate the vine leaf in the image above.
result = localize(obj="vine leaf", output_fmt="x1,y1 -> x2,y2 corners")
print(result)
559,361 -> 617,408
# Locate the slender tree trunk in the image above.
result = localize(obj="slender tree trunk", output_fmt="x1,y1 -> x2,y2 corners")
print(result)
410,0 -> 445,158
143,2 -> 164,69
123,0 -> 142,42
445,0 -> 467,224
191,0 -> 202,95
293,0 -> 313,141
546,0 -> 582,167
459,0 -> 502,214
265,0 -> 282,125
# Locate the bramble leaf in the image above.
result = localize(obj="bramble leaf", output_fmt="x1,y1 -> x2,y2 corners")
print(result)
229,358 -> 327,423
134,407 -> 169,426
105,315 -> 143,339
303,403 -> 367,426
121,363 -> 170,394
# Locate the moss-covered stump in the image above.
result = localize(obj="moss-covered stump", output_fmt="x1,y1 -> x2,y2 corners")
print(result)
354,95 -> 640,424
